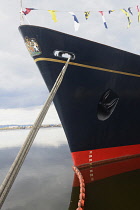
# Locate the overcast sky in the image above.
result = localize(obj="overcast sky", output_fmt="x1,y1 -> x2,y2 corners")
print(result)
1,0 -> 140,123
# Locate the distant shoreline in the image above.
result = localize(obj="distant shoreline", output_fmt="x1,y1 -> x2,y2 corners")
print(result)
0,124 -> 62,131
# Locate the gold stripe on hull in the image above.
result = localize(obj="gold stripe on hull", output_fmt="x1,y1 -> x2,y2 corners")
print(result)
34,57 -> 140,78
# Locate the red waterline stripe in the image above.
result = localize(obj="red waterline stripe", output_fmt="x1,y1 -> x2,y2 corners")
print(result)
71,144 -> 140,166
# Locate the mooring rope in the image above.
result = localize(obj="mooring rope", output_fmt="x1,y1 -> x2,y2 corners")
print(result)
73,166 -> 85,210
0,56 -> 71,209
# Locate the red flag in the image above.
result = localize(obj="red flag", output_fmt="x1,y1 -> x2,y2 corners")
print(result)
22,8 -> 36,15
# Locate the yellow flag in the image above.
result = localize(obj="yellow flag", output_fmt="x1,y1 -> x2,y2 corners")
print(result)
84,11 -> 90,20
121,9 -> 131,28
136,6 -> 140,22
138,12 -> 140,22
48,10 -> 58,22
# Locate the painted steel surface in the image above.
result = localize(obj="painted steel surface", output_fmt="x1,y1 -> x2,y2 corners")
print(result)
19,25 -> 140,160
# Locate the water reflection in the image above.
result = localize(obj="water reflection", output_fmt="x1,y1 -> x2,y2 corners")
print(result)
0,127 -> 67,149
0,128 -> 140,210
0,128 -> 73,210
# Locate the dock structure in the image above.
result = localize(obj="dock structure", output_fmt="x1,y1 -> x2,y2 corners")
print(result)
0,124 -> 62,131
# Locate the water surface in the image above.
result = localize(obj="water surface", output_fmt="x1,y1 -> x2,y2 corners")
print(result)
0,128 -> 73,210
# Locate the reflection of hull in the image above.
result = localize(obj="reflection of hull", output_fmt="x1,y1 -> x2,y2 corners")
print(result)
19,25 -> 140,165
73,156 -> 140,185
69,157 -> 140,210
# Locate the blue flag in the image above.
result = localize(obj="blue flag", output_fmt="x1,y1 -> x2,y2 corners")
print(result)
69,12 -> 80,31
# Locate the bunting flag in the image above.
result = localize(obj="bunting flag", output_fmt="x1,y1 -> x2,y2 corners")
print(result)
136,6 -> 140,22
108,10 -> 115,14
48,10 -> 58,22
69,12 -> 80,31
84,11 -> 90,20
121,9 -> 132,28
128,7 -> 133,15
22,8 -> 37,15
99,11 -> 108,29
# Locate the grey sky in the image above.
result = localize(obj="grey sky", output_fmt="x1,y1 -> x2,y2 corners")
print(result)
1,0 -> 140,109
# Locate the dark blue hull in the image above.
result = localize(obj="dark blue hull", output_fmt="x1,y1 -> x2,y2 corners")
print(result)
19,25 -> 140,164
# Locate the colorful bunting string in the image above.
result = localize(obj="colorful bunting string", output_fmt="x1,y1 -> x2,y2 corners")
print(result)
22,5 -> 140,30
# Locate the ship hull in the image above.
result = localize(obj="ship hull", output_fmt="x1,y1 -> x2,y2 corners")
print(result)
19,25 -> 140,165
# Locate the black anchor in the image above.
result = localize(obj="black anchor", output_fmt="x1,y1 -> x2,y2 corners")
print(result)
97,89 -> 119,121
